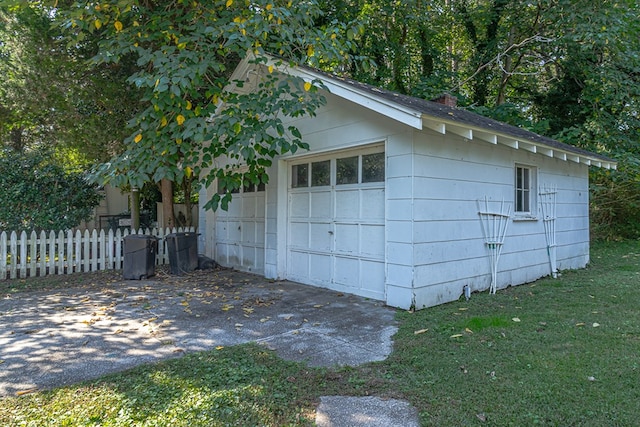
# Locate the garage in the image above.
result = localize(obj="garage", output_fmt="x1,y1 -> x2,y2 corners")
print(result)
286,145 -> 386,300
214,182 -> 266,274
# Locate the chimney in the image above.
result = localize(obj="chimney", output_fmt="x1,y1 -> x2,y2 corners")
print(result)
431,93 -> 457,107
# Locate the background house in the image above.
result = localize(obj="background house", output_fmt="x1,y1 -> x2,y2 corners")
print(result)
198,57 -> 615,310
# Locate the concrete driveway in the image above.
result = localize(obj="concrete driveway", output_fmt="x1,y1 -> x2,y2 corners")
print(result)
0,268 -> 398,397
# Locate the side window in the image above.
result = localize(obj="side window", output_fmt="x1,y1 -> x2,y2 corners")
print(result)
515,165 -> 536,214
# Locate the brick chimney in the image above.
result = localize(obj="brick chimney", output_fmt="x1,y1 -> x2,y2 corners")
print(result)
431,93 -> 457,107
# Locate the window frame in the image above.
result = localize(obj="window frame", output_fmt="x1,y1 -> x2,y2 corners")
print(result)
514,164 -> 537,218
289,145 -> 385,189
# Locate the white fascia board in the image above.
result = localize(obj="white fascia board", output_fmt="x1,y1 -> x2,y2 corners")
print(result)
268,61 -> 424,130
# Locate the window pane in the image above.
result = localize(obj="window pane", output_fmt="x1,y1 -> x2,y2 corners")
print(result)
336,156 -> 358,185
257,182 -> 266,192
362,152 -> 385,183
311,160 -> 330,186
515,166 -> 530,212
292,164 -> 308,188
243,182 -> 255,193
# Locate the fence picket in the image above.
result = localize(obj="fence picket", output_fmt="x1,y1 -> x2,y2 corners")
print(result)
75,230 -> 82,274
39,231 -> 47,277
65,230 -> 73,274
99,229 -> 106,271
1,232 -> 7,279
29,231 -> 37,277
19,231 -> 28,278
10,231 -> 18,279
57,230 -> 65,275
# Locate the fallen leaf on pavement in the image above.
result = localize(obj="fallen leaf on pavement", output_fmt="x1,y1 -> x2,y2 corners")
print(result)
450,334 -> 463,338
512,317 -> 521,322
414,329 -> 428,335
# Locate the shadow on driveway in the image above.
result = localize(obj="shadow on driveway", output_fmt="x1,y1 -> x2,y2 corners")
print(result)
0,268 -> 397,397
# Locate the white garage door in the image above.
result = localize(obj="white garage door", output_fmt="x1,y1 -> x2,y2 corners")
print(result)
287,146 -> 385,300
215,182 -> 265,273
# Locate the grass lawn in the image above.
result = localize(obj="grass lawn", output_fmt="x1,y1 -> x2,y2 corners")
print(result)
1,240 -> 639,426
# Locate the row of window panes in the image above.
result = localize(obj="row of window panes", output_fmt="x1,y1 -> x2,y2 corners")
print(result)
292,152 -> 385,188
217,180 -> 265,194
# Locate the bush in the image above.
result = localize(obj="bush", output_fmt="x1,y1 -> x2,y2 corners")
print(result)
0,149 -> 103,232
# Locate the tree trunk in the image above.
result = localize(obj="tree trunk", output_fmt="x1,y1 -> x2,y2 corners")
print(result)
182,178 -> 194,227
161,178 -> 176,229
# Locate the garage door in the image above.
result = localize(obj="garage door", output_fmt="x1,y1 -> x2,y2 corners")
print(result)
215,182 -> 265,273
287,146 -> 385,300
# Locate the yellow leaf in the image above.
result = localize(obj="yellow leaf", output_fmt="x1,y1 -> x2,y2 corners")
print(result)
268,65 -> 274,74
216,345 -> 224,350
186,100 -> 192,110
226,0 -> 233,7
94,19 -> 102,30
176,114 -> 185,126
160,116 -> 167,127
185,166 -> 192,178
331,33 -> 337,40
133,20 -> 140,27
512,317 -> 521,322
307,44 -> 314,57
414,328 -> 428,335
221,304 -> 234,311
277,18 -> 282,25
134,134 -> 142,143
465,328 -> 473,333
114,21 -> 123,32
304,82 -> 312,92
240,28 -> 246,36
175,139 -> 182,145
266,3 -> 272,10
450,334 -> 463,338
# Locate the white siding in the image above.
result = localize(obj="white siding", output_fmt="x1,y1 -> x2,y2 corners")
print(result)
409,128 -> 590,309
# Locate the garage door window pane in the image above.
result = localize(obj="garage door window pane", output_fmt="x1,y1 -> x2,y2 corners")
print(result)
292,164 -> 308,188
312,160 -> 330,186
336,156 -> 358,185
362,152 -> 385,183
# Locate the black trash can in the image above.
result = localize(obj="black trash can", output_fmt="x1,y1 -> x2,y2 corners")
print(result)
166,232 -> 198,275
123,234 -> 158,280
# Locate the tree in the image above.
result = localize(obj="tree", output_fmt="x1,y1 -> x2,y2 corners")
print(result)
0,148 -> 102,231
42,0 -> 355,221
0,4 -> 138,170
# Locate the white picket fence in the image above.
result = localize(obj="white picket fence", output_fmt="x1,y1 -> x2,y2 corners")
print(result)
0,227 -> 196,280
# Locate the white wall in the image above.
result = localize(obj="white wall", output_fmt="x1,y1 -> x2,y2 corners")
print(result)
405,128 -> 590,309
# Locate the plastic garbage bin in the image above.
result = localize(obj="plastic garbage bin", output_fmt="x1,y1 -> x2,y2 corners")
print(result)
123,234 -> 158,280
166,232 -> 198,275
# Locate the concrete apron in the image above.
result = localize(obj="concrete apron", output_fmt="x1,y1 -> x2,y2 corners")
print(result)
0,269 -> 419,426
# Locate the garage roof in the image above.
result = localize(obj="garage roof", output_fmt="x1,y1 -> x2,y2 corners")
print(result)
237,55 -> 617,170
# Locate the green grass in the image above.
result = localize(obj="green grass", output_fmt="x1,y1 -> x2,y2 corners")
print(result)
1,240 -> 639,426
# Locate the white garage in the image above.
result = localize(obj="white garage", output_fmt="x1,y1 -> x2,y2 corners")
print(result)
199,54 -> 615,310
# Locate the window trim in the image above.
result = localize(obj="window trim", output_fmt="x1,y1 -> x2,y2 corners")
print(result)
514,164 -> 537,219
289,144 -> 385,189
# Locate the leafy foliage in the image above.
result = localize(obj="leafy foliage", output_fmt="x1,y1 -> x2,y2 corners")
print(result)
0,149 -> 103,231
0,4 -> 137,169
52,0 -> 355,210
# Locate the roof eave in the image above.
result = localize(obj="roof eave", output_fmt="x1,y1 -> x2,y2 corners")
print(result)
422,116 -> 617,170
